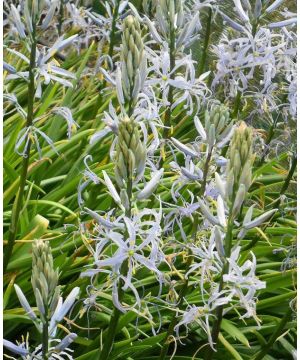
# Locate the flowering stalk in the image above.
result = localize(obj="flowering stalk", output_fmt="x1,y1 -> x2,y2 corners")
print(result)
6,239 -> 79,358
32,240 -> 59,359
258,114 -> 279,166
91,0 -> 122,120
108,0 -> 121,58
162,13 -> 176,139
57,0 -> 64,36
99,119 -> 137,360
205,123 -> 253,359
198,8 -> 212,75
160,104 -> 232,358
4,20 -> 37,274
97,20 -> 147,358
159,238 -> 194,360
99,269 -> 127,360
272,154 -> 297,209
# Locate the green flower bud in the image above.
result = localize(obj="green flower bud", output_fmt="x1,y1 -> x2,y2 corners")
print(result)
31,240 -> 59,310
224,122 -> 253,216
202,104 -> 233,149
227,122 -> 253,192
115,117 -> 146,186
120,15 -> 146,105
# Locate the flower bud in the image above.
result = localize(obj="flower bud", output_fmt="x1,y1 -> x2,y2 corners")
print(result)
120,15 -> 146,105
226,122 -> 253,203
31,240 -> 59,310
232,184 -> 246,217
158,0 -> 184,34
115,117 -> 146,187
198,104 -> 233,149
137,169 -> 164,200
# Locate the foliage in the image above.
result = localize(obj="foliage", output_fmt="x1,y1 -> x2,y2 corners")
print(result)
3,1 -> 296,360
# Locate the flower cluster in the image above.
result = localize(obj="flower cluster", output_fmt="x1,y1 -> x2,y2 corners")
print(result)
4,240 -> 79,359
3,1 -> 296,360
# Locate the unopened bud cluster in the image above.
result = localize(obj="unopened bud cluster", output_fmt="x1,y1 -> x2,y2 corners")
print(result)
157,0 -> 184,34
121,15 -> 146,104
204,104 -> 233,150
226,122 -> 253,215
115,117 -> 146,188
31,240 -> 59,316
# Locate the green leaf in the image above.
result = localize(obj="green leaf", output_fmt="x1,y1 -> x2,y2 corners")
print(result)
219,332 -> 244,360
221,319 -> 250,348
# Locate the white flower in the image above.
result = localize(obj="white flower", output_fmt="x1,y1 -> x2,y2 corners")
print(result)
3,339 -> 29,356
6,35 -> 78,98
137,168 -> 164,200
212,28 -> 286,97
49,287 -> 80,336
170,158 -> 203,200
175,304 -> 215,349
223,247 -> 266,323
52,107 -> 79,139
186,228 -> 223,296
163,191 -> 200,240
81,208 -> 165,312
15,125 -> 59,158
86,1 -> 128,43
147,47 -> 210,113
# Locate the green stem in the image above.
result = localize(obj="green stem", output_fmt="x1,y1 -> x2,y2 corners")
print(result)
99,177 -> 132,360
272,154 -> 297,209
108,0 -> 121,59
160,24 -> 176,167
198,8 -> 212,75
42,309 -> 49,360
4,27 -> 36,274
258,114 -> 279,167
57,0 -> 64,36
200,149 -> 213,196
251,306 -> 293,360
204,214 -> 234,360
98,280 -> 124,360
91,0 -> 121,119
232,91 -> 241,119
159,145 -> 213,359
158,255 -> 192,360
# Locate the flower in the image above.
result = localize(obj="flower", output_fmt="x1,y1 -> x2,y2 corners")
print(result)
5,35 -> 78,98
186,227 -> 224,296
81,208 -> 166,312
147,46 -> 210,113
175,304 -> 215,349
223,247 -> 266,323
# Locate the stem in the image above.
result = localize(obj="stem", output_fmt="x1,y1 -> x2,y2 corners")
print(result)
204,213 -> 234,360
57,0 -> 64,36
99,177 -> 132,360
258,114 -> 279,167
200,149 -> 213,196
159,214 -> 198,360
251,306 -> 293,360
159,144 -> 213,359
160,23 -> 176,167
108,0 -> 121,59
272,154 -> 297,209
4,26 -> 36,274
91,0 -> 121,119
198,8 -> 212,75
42,308 -> 49,360
158,256 -> 192,360
232,91 -> 241,119
98,281 -> 124,360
